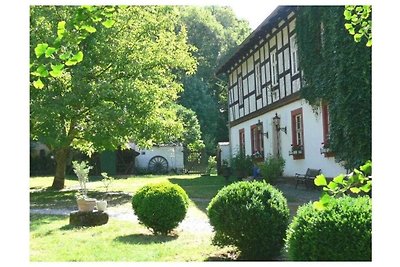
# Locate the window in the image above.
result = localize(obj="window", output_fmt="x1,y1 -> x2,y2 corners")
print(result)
271,49 -> 278,86
250,123 -> 264,160
290,34 -> 299,75
255,62 -> 261,96
238,76 -> 243,105
291,108 -> 304,159
239,128 -> 245,154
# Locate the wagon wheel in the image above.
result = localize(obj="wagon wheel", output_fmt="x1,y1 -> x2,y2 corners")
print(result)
148,156 -> 169,174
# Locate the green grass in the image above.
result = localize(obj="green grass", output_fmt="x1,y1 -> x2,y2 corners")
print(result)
30,214 -> 228,261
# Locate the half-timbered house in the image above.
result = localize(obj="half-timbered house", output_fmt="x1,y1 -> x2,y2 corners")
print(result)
216,6 -> 346,177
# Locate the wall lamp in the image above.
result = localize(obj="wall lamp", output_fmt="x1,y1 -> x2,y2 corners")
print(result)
256,120 -> 269,139
272,113 -> 287,134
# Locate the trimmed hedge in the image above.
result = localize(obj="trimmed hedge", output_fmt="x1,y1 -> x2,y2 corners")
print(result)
132,182 -> 189,235
286,196 -> 372,261
207,181 -> 290,260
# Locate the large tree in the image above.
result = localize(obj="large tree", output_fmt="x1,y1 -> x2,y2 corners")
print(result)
296,6 -> 371,169
30,6 -> 197,189
178,6 -> 251,155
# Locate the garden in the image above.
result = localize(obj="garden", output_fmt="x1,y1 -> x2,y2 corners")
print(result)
30,160 -> 371,261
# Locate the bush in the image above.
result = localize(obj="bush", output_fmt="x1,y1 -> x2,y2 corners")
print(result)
132,182 -> 189,235
259,155 -> 285,183
205,155 -> 217,175
230,151 -> 253,179
286,195 -> 372,261
207,181 -> 290,260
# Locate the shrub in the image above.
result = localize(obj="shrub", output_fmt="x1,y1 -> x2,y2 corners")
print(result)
230,151 -> 253,179
132,182 -> 189,235
205,155 -> 217,175
207,181 -> 290,260
259,155 -> 285,183
286,195 -> 372,261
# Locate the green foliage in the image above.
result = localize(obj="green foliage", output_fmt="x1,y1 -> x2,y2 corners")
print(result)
296,6 -> 371,169
286,196 -> 372,261
344,5 -> 372,47
205,156 -> 217,175
207,181 -> 290,260
259,155 -> 285,183
30,6 -> 197,187
30,6 -> 117,89
178,7 -> 251,154
72,161 -> 92,198
313,160 -> 372,210
230,151 -> 253,179
131,182 -> 189,235
100,172 -> 114,192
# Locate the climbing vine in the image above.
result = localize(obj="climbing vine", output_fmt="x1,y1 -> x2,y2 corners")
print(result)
296,6 -> 371,169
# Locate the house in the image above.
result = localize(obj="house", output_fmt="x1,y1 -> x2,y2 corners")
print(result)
216,6 -> 346,177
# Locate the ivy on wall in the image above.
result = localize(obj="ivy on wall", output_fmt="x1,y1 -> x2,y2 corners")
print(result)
296,6 -> 371,169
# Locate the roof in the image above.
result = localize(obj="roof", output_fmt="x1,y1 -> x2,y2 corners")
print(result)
216,6 -> 298,75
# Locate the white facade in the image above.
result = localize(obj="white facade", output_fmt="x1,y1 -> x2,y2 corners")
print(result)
218,6 -> 346,178
131,144 -> 185,172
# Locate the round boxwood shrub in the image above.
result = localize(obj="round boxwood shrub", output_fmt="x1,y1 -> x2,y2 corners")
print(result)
132,182 -> 189,235
286,196 -> 372,261
207,181 -> 290,260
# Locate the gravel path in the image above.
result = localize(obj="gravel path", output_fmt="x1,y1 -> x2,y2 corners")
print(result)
30,205 -> 214,233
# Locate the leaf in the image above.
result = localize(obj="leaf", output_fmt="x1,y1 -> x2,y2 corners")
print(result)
102,19 -> 115,28
359,182 -> 372,193
354,33 -> 363,42
33,78 -> 44,89
327,181 -> 338,190
314,174 -> 327,186
350,187 -> 361,194
65,51 -> 84,66
82,25 -> 97,33
344,23 -> 353,30
360,160 -> 372,175
45,47 -> 57,58
57,21 -> 66,39
59,52 -> 71,61
312,201 -> 325,211
49,64 -> 64,77
344,10 -> 352,20
34,43 -> 48,58
366,39 -> 372,47
34,65 -> 49,77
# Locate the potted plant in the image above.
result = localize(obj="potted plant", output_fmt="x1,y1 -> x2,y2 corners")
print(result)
72,161 -> 97,212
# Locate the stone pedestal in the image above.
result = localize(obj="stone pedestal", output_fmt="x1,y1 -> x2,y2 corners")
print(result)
69,210 -> 109,227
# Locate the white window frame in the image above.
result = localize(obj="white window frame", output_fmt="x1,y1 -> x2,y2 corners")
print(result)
270,49 -> 278,86
255,62 -> 261,96
295,114 -> 303,146
290,34 -> 299,75
238,76 -> 243,106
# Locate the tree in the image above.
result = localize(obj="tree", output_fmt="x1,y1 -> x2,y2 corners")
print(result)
296,6 -> 371,169
30,6 -> 197,189
177,6 -> 251,155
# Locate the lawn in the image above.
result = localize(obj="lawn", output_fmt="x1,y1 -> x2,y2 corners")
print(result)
30,174 -> 319,261
30,174 -> 237,261
30,214 -> 231,261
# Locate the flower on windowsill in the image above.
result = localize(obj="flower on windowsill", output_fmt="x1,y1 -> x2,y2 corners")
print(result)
252,151 -> 263,159
289,144 -> 304,156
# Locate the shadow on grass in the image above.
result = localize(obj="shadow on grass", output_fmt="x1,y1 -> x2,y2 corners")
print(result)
30,189 -> 132,209
114,233 -> 178,245
30,214 -> 66,232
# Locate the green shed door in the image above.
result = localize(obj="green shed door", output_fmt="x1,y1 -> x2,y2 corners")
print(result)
100,151 -> 116,175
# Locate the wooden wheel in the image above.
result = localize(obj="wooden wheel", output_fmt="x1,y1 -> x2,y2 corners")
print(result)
148,156 -> 168,174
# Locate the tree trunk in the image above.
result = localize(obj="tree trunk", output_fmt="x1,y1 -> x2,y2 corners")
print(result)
51,147 -> 70,190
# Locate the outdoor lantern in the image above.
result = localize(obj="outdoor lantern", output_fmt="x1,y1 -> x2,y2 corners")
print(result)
272,113 -> 287,134
257,120 -> 268,138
